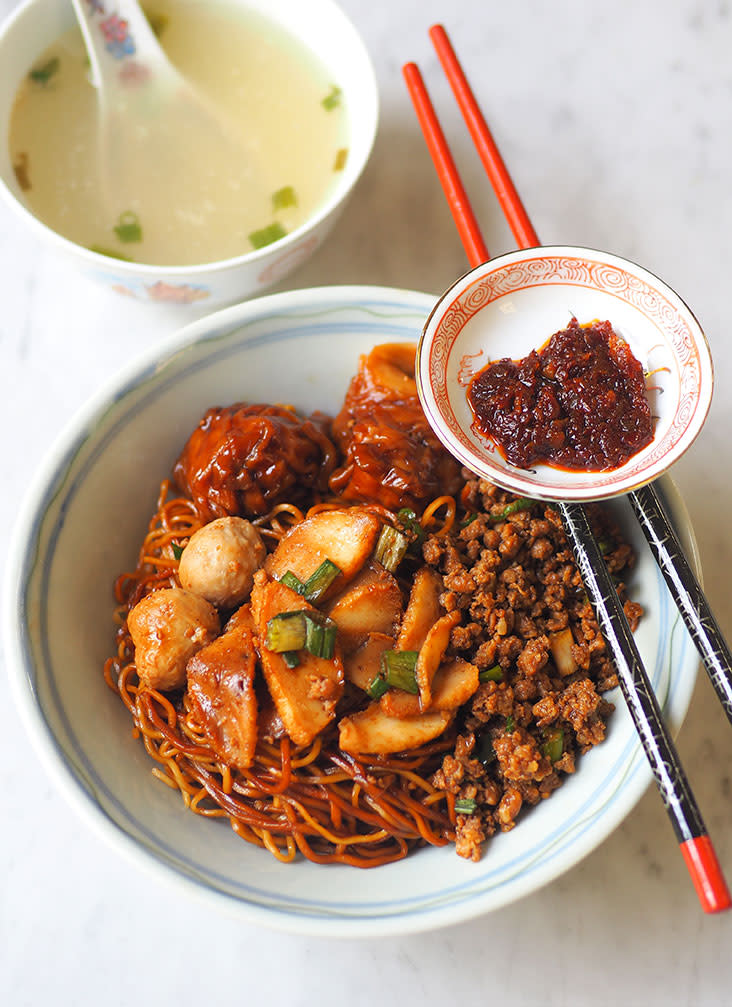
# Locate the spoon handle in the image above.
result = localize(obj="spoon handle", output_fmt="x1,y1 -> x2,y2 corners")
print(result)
71,0 -> 170,91
559,501 -> 730,913
629,483 -> 732,725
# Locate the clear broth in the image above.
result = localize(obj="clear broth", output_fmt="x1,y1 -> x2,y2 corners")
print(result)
9,2 -> 349,266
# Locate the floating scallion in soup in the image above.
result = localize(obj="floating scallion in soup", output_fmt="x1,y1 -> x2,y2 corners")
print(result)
8,1 -> 349,266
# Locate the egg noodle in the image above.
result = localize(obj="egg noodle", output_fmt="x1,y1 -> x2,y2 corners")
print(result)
104,481 -> 461,867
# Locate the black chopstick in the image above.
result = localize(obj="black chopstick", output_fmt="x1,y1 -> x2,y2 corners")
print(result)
629,482 -> 732,725
404,29 -> 731,912
559,501 -> 727,911
425,22 -> 732,730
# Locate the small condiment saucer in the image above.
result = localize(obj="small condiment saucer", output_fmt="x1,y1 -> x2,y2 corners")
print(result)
416,245 -> 714,501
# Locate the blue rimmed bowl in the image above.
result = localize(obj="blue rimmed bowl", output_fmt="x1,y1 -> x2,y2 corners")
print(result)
4,285 -> 700,936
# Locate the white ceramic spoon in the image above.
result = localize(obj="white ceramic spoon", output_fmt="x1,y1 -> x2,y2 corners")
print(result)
71,0 -> 267,259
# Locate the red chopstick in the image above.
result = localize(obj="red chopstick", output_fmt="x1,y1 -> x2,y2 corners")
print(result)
428,24 -> 539,252
403,63 -> 489,267
429,24 -> 732,737
403,26 -> 731,914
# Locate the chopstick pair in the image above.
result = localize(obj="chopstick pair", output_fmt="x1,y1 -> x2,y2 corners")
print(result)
404,24 -> 732,914
423,24 -> 732,728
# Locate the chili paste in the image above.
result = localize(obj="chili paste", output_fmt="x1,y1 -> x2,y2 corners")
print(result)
467,318 -> 653,471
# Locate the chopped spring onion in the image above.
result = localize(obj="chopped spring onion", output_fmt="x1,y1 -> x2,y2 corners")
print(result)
280,570 -> 306,594
114,210 -> 143,243
282,650 -> 301,669
305,615 -> 336,661
542,727 -> 564,763
454,797 -> 477,815
305,618 -> 325,657
265,610 -> 337,660
489,497 -> 534,523
322,84 -> 342,110
266,611 -> 307,653
171,543 -> 185,561
248,222 -> 286,250
478,665 -> 503,683
597,537 -> 614,555
301,559 -> 341,603
366,674 -> 389,700
374,525 -> 409,573
279,560 -> 342,603
460,512 -> 478,528
505,714 -> 515,733
29,57 -> 60,84
367,650 -> 420,698
397,507 -> 425,546
381,650 -> 419,693
272,185 -> 297,211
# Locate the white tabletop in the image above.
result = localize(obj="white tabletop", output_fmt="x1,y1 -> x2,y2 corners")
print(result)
2,0 -> 731,1003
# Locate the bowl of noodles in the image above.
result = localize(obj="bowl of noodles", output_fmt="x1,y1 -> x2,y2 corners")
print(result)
4,285 -> 701,936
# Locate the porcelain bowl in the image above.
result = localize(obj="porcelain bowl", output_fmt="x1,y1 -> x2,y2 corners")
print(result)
0,0 -> 378,308
417,247 -> 714,501
4,285 -> 701,936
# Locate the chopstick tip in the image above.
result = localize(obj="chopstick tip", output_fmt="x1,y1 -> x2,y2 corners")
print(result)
680,836 -> 732,914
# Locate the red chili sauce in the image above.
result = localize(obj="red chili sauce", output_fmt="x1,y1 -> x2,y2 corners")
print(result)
467,318 -> 654,471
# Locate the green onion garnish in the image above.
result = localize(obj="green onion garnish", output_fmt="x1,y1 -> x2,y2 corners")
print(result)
266,611 -> 307,653
505,714 -> 515,733
460,512 -> 478,528
367,650 -> 420,698
113,211 -> 142,243
380,650 -> 419,693
333,148 -> 348,171
322,628 -> 337,660
305,618 -> 324,657
171,543 -> 185,561
597,537 -> 614,555
280,560 -> 341,603
366,674 -> 389,700
248,222 -> 286,250
454,798 -> 477,815
478,665 -> 503,683
489,497 -> 534,523
301,559 -> 341,604
265,610 -> 337,659
542,727 -> 564,763
305,616 -> 336,660
322,84 -> 342,110
272,185 -> 297,211
397,507 -> 425,546
280,570 -> 306,594
29,57 -> 60,85
374,525 -> 409,573
282,650 -> 301,669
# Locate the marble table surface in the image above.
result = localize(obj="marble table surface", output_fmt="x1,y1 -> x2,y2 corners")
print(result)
1,0 -> 731,1003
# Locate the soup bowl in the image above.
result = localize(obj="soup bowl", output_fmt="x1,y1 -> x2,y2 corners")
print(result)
4,285 -> 701,936
0,0 -> 378,308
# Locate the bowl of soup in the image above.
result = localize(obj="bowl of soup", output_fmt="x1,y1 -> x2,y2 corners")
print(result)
0,0 -> 378,306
